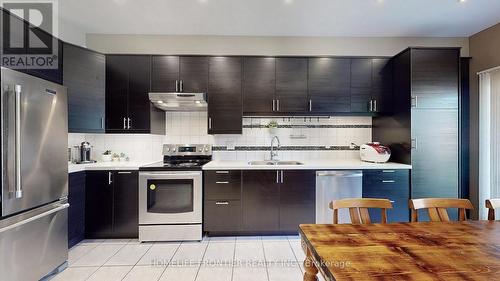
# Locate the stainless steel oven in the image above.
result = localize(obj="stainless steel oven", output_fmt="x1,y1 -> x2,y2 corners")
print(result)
139,171 -> 203,241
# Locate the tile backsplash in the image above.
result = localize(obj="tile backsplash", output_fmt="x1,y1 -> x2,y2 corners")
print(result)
69,111 -> 372,162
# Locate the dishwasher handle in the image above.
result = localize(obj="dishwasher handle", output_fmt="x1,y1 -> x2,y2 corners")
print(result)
316,171 -> 362,178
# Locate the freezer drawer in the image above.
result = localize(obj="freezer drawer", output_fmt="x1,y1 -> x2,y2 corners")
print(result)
0,202 -> 69,281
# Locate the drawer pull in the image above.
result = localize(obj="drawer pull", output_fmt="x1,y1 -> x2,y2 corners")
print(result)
382,170 -> 395,173
390,200 -> 395,203
215,201 -> 229,205
216,181 -> 229,184
215,171 -> 229,174
382,180 -> 396,183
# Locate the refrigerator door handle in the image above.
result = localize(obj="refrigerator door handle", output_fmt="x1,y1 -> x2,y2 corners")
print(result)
14,85 -> 22,199
0,203 -> 69,234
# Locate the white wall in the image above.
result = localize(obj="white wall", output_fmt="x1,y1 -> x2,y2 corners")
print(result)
86,34 -> 469,57
58,17 -> 87,47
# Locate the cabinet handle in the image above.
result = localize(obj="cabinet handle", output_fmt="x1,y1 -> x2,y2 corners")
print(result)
215,201 -> 229,205
272,100 -> 276,112
127,118 -> 131,129
411,96 -> 418,108
216,181 -> 229,184
215,171 -> 229,174
373,99 -> 377,112
369,100 -> 374,112
108,172 -> 113,185
118,171 -> 132,174
280,170 -> 284,183
309,100 -> 312,112
390,200 -> 395,203
382,180 -> 395,183
101,117 -> 104,129
382,170 -> 395,173
276,170 -> 279,184
180,80 -> 184,92
277,99 -> 280,111
175,80 -> 179,92
208,117 -> 212,130
123,117 -> 126,129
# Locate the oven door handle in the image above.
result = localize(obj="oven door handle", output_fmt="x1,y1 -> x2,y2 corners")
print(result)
140,172 -> 202,178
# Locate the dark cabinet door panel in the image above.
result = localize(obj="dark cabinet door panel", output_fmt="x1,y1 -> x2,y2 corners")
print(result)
351,59 -> 372,88
208,57 -> 242,134
85,171 -> 113,238
64,43 -> 105,133
279,170 -> 316,232
151,56 -> 179,92
204,170 -> 241,200
180,56 -> 208,93
242,171 -> 280,231
350,87 -> 371,113
276,58 -> 308,112
204,200 -> 241,232
243,57 -> 276,113
127,55 -> 152,132
363,170 -> 410,223
68,172 -> 86,247
26,39 -> 64,85
112,171 -> 139,238
308,58 -> 351,113
371,58 -> 393,113
105,55 -> 129,131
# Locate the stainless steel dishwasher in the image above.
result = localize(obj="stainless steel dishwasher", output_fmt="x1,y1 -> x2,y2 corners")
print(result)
316,171 -> 363,224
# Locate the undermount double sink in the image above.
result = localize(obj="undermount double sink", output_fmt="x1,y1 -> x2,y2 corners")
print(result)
248,160 -> 304,166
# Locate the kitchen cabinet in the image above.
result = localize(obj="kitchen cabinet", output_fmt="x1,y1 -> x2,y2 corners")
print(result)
105,55 -> 165,134
362,170 -> 410,223
85,170 -> 139,238
242,57 -> 276,114
371,58 -> 393,114
208,56 -> 242,134
151,56 -> 208,93
68,172 -> 86,248
241,170 -> 280,232
279,170 -> 316,232
204,170 -> 242,232
350,58 -> 372,113
275,58 -> 308,113
308,58 -> 351,113
64,43 -> 106,133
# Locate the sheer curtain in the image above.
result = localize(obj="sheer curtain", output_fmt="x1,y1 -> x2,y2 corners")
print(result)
479,67 -> 500,220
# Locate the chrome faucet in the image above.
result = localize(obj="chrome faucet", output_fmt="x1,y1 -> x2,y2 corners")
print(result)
270,136 -> 281,161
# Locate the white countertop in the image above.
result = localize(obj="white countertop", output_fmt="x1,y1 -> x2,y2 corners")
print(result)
202,159 -> 411,170
68,161 -> 157,173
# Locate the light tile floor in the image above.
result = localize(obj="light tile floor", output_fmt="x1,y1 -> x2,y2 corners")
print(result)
48,236 -> 325,281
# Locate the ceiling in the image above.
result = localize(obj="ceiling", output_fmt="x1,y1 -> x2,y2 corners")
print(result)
58,0 -> 500,37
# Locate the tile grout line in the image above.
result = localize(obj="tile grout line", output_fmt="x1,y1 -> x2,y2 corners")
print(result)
192,240 -> 209,281
82,241 -> 128,281
230,240 -> 237,281
157,242 -> 183,281
117,241 -> 155,281
260,237 -> 271,281
287,237 -> 303,274
68,241 -> 101,267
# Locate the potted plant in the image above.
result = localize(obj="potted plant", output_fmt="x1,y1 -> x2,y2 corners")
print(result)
102,150 -> 112,162
267,120 -> 279,135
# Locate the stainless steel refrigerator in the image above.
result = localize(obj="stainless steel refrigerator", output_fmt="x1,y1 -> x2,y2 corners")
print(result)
0,67 -> 69,281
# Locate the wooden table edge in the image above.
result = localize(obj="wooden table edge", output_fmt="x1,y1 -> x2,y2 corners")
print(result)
299,226 -> 336,281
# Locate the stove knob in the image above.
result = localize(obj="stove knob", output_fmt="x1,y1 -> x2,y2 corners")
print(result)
173,148 -> 177,152
165,147 -> 170,152
204,147 -> 209,152
199,149 -> 203,152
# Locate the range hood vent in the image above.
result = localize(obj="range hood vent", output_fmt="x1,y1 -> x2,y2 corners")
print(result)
149,92 -> 207,111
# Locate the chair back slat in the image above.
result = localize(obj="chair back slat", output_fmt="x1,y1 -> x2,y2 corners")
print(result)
410,198 -> 474,222
486,199 -> 500,221
330,198 -> 393,225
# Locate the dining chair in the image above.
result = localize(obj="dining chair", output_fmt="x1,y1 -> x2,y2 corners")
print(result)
329,198 -> 393,224
409,198 -> 474,222
486,199 -> 500,220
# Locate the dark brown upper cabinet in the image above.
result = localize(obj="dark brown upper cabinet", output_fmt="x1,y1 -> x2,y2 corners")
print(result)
350,58 -> 373,113
64,43 -> 105,133
242,57 -> 276,114
151,56 -> 208,93
275,58 -> 308,113
105,55 -> 165,134
308,58 -> 351,113
372,58 -> 394,114
208,56 -> 242,134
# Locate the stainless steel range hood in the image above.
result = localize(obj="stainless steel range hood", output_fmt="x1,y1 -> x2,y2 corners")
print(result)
149,92 -> 207,111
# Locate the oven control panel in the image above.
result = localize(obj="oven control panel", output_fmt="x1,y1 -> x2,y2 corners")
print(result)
163,144 -> 212,156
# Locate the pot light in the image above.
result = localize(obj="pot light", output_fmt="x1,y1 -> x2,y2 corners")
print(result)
458,0 -> 466,2
284,0 -> 293,4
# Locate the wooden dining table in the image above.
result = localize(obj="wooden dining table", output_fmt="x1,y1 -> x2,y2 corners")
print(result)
299,221 -> 500,281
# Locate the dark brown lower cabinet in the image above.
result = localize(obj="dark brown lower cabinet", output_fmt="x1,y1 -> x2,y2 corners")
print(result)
204,170 -> 315,235
85,170 -> 138,239
279,170 -> 316,232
